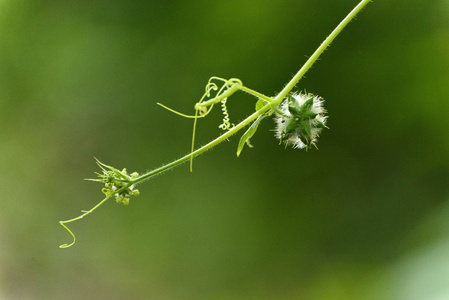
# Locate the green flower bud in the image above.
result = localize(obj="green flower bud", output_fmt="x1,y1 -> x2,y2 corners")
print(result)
115,194 -> 124,203
123,197 -> 130,206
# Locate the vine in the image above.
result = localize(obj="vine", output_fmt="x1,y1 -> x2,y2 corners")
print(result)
59,0 -> 372,248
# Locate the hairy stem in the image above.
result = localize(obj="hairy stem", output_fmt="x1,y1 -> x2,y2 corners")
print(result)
132,0 -> 371,184
275,0 -> 371,103
132,103 -> 272,184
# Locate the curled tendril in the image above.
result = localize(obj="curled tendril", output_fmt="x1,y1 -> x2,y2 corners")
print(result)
218,98 -> 234,130
59,221 -> 76,248
157,77 -> 243,171
59,193 -> 114,248
156,77 -> 242,119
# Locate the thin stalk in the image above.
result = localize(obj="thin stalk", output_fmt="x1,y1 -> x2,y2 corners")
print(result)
132,103 -> 272,184
274,0 -> 371,104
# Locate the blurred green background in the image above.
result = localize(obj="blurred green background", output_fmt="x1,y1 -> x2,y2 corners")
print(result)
1,0 -> 449,299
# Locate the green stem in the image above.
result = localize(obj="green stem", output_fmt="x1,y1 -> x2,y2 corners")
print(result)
132,0 -> 371,184
239,86 -> 273,103
132,103 -> 272,185
274,0 -> 371,104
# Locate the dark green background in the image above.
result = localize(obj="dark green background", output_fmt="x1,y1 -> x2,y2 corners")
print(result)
1,0 -> 449,299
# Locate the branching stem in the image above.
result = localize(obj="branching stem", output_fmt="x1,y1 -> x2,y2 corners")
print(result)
59,0 -> 371,248
132,0 -> 371,183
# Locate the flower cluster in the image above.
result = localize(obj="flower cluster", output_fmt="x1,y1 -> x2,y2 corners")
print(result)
274,92 -> 327,149
87,159 -> 140,206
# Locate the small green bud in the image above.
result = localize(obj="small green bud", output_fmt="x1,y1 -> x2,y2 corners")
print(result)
132,189 -> 140,196
115,194 -> 123,203
130,172 -> 139,179
123,197 -> 130,206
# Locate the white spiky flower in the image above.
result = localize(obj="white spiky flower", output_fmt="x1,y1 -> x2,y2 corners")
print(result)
274,92 -> 327,149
